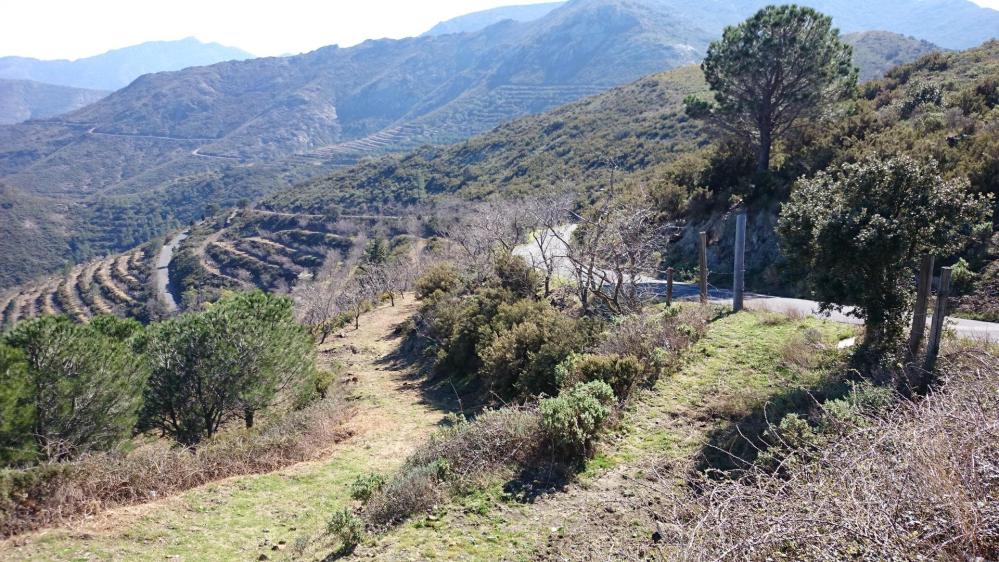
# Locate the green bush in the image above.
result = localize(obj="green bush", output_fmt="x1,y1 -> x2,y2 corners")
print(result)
950,258 -> 977,295
491,252 -> 538,299
540,381 -> 615,455
415,263 -> 462,300
326,507 -> 364,553
555,353 -> 645,402
350,473 -> 386,503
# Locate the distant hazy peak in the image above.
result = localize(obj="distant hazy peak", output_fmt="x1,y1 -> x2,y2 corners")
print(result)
0,38 -> 253,91
422,2 -> 566,36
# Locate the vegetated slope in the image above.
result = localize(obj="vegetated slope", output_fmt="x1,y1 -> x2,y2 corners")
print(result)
0,0 -> 716,288
0,79 -> 107,125
422,2 -> 565,35
0,37 -> 252,91
268,40 -> 999,295
844,31 -> 942,81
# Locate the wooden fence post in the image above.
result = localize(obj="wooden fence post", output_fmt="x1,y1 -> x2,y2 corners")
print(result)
924,266 -> 952,373
666,267 -> 674,306
733,213 -> 747,312
908,254 -> 934,357
698,231 -> 708,305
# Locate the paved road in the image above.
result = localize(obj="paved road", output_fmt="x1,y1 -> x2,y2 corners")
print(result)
156,230 -> 189,312
513,225 -> 999,342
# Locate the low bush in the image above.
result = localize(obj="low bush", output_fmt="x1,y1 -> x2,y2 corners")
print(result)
364,407 -> 543,527
555,353 -> 645,401
595,306 -> 707,378
325,507 -> 364,554
414,263 -> 462,300
350,472 -> 386,502
539,381 -> 615,456
0,395 -> 352,537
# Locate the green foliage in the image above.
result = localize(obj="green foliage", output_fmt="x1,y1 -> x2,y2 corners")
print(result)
141,291 -> 317,446
778,155 -> 992,352
326,507 -> 364,553
555,353 -> 644,402
477,298 -> 598,399
539,381 -> 615,455
414,263 -> 462,300
696,5 -> 856,172
350,473 -> 386,503
0,344 -> 34,465
491,252 -> 539,299
2,316 -> 147,461
950,257 -> 977,295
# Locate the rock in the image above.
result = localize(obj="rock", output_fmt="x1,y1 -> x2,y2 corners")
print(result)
258,555 -> 269,561
651,531 -> 663,543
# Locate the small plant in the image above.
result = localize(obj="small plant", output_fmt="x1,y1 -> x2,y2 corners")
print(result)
326,507 -> 364,553
950,258 -> 977,295
540,381 -> 615,455
555,353 -> 644,402
349,473 -> 386,503
414,263 -> 462,300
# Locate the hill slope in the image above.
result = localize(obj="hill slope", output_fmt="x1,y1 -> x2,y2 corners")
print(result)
844,31 -> 943,81
423,2 -> 564,35
0,79 -> 107,125
0,38 -> 252,91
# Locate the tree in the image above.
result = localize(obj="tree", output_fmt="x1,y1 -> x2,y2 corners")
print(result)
778,156 -> 992,353
141,291 -> 316,445
0,343 -> 35,465
687,6 -> 856,173
2,317 -> 147,461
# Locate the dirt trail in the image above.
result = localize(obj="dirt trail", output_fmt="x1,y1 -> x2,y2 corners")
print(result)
1,295 -> 446,562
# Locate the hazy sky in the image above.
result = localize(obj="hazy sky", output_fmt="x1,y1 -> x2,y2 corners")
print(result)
0,0 -> 559,60
2,0 -> 998,60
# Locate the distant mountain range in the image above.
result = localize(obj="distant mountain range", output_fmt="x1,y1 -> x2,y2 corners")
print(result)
0,0 -> 992,288
0,79 -> 107,125
844,31 -> 943,81
0,38 -> 252,91
424,0 -> 997,50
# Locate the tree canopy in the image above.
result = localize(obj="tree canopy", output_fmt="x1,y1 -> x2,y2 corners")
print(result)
689,5 -> 857,173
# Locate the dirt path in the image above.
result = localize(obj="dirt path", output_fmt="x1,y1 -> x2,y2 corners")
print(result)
1,295 -> 447,562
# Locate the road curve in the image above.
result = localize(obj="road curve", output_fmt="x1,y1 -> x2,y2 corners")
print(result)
513,225 -> 998,342
156,230 -> 190,312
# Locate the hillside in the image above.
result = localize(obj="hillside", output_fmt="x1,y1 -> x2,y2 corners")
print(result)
0,0 -> 715,288
0,0 -> 996,289
267,40 -> 999,295
0,37 -> 252,91
844,31 -> 942,81
422,2 -> 564,35
0,79 -> 107,125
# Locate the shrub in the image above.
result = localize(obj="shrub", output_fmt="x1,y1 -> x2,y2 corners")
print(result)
491,252 -> 538,299
326,507 -> 364,553
363,463 -> 446,527
350,473 -> 386,503
414,263 -> 462,300
950,257 -> 977,295
555,353 -> 644,402
540,381 -> 615,455
595,306 -> 707,377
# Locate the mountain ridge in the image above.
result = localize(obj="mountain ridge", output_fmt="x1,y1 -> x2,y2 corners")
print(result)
0,79 -> 107,125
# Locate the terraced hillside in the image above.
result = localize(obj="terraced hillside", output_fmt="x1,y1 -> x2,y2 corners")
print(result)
0,246 -> 155,330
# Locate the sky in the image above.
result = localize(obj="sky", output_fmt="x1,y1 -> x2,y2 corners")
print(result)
0,0 -> 560,60
2,0 -> 998,60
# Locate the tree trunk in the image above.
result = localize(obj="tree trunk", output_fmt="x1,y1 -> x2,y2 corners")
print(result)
757,127 -> 772,174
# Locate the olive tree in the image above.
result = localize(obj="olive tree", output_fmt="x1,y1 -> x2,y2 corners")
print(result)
778,156 -> 992,353
687,5 -> 856,173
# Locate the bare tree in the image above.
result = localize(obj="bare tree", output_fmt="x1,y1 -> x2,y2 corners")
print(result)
523,186 -> 575,298
545,176 -> 671,315
436,199 -> 531,283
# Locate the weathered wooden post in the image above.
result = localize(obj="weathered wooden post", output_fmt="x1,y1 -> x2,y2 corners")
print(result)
908,254 -> 934,357
733,213 -> 747,312
666,267 -> 674,306
924,266 -> 952,372
698,231 -> 708,305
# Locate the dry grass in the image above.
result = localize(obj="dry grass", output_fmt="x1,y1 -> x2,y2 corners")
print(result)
657,347 -> 999,561
0,395 -> 353,538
